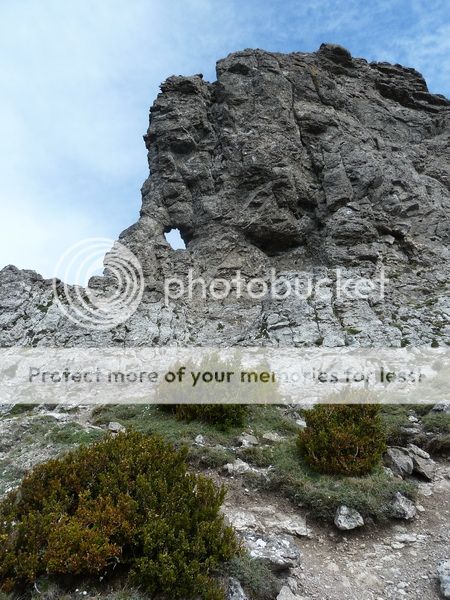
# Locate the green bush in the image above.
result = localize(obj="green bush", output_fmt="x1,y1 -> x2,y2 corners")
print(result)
0,432 -> 238,599
297,404 -> 386,476
156,353 -> 282,430
226,555 -> 281,600
161,403 -> 249,430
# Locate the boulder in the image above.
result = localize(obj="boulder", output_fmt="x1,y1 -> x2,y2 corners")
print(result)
383,447 -> 413,478
406,443 -> 436,480
237,433 -> 259,447
107,421 -> 125,434
432,402 -> 450,414
388,492 -> 417,520
243,532 -> 300,571
334,505 -> 364,530
411,454 -> 436,481
407,443 -> 430,460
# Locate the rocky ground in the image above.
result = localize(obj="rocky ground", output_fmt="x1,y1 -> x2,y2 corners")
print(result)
220,462 -> 450,600
0,403 -> 448,600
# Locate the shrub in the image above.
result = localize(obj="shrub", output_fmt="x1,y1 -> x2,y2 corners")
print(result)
162,403 -> 249,430
155,354 -> 258,430
297,403 -> 386,476
0,432 -> 238,599
226,555 -> 281,600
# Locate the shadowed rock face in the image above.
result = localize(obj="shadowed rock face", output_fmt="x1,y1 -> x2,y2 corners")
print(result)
1,44 -> 449,347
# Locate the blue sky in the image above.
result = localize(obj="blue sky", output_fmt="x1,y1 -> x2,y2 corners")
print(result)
1,0 -> 449,279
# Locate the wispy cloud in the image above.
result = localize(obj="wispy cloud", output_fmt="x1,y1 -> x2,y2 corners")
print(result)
0,0 -> 448,278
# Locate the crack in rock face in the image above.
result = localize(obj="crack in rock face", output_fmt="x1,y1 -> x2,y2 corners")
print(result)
1,44 -> 449,348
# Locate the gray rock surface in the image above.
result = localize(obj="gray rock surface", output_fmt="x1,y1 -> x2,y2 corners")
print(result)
384,447 -> 414,478
223,504 -> 311,538
432,402 -> 450,414
389,492 -> 417,520
277,586 -> 308,600
411,453 -> 436,481
334,505 -> 364,530
107,421 -> 125,433
1,44 -> 449,349
237,433 -> 259,447
243,532 -> 301,571
228,578 -> 249,600
384,445 -> 437,481
438,560 -> 450,598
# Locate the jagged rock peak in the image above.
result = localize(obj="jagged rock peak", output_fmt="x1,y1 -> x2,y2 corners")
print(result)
1,45 -> 449,347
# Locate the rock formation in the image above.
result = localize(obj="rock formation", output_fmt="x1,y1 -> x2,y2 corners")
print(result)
1,44 -> 449,347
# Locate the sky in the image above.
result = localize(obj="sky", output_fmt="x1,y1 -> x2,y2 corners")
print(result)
0,0 -> 449,280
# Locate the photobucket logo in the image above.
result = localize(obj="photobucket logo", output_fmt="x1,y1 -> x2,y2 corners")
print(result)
164,268 -> 388,305
52,238 -> 144,330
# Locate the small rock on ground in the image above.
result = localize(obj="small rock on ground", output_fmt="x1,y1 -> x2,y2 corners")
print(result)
334,505 -> 364,530
243,532 -> 301,571
389,492 -> 417,520
108,421 -> 125,433
237,433 -> 259,447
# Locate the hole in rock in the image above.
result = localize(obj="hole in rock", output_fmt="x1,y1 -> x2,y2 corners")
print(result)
164,228 -> 187,250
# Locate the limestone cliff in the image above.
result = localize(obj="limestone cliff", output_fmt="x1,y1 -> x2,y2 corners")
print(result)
1,44 -> 449,347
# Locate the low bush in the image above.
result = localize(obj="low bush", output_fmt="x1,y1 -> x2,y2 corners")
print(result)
155,353 -> 284,430
226,555 -> 281,600
0,432 -> 238,599
297,403 -> 386,476
161,403 -> 249,430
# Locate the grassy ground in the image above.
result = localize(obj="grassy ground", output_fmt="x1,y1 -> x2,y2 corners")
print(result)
2,403 -> 447,520
91,404 -> 420,521
381,404 -> 450,452
0,402 -> 447,599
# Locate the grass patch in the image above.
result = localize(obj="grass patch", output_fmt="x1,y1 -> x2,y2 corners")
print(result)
226,555 -> 281,600
421,411 -> 450,433
47,423 -> 104,446
380,405 -> 413,445
241,439 -> 416,522
91,404 -> 241,446
380,405 -> 450,452
91,404 -> 418,522
90,404 -> 296,445
2,404 -> 35,418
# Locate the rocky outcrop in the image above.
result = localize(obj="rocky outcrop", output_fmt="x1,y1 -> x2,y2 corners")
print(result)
384,445 -> 436,481
1,44 -> 449,348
